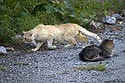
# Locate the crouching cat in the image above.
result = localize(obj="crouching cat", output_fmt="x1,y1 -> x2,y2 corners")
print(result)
79,39 -> 114,62
23,23 -> 102,51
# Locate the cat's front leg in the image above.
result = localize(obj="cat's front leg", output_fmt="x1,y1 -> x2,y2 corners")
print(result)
32,42 -> 43,51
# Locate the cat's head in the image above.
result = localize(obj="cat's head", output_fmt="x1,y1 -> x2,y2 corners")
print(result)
22,31 -> 33,43
101,39 -> 114,50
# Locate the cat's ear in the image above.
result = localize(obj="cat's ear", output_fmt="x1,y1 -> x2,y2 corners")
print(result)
23,31 -> 27,34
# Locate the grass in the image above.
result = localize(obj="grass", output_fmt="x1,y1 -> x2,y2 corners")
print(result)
1,0 -> 124,44
12,62 -> 29,66
0,66 -> 6,71
0,62 -> 29,71
26,50 -> 33,53
76,64 -> 106,71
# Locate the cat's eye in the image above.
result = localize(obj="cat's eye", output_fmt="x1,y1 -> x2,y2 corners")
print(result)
30,34 -> 32,36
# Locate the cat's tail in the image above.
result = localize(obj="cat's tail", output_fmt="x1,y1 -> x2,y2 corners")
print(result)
78,26 -> 102,43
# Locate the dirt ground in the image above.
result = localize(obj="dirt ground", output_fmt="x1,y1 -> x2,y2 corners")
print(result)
0,23 -> 125,83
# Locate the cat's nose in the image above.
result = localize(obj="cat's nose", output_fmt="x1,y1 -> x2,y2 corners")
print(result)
23,38 -> 26,41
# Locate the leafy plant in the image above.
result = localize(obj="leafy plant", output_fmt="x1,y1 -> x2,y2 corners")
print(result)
15,12 -> 41,33
76,64 -> 106,71
0,0 -> 124,44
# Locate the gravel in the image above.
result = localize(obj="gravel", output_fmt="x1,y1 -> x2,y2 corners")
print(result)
0,24 -> 125,83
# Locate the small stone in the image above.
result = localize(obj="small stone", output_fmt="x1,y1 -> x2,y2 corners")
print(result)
90,20 -> 102,28
122,9 -> 125,16
0,46 -> 7,55
11,35 -> 22,40
112,14 -> 123,20
102,16 -> 116,24
6,47 -> 14,51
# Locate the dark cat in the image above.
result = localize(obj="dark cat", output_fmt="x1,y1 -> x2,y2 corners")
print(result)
79,39 -> 114,62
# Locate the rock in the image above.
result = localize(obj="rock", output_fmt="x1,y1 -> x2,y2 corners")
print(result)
11,35 -> 22,40
122,9 -> 125,16
0,46 -> 7,55
112,14 -> 123,20
6,47 -> 14,51
90,20 -> 103,29
102,16 -> 116,24
89,20 -> 103,32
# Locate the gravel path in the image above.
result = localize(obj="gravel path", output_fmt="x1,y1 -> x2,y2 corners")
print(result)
0,24 -> 125,83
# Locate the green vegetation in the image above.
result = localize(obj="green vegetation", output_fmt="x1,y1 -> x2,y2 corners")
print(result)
0,62 -> 29,71
12,62 -> 29,66
0,0 -> 124,44
0,66 -> 6,71
76,64 -> 106,71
